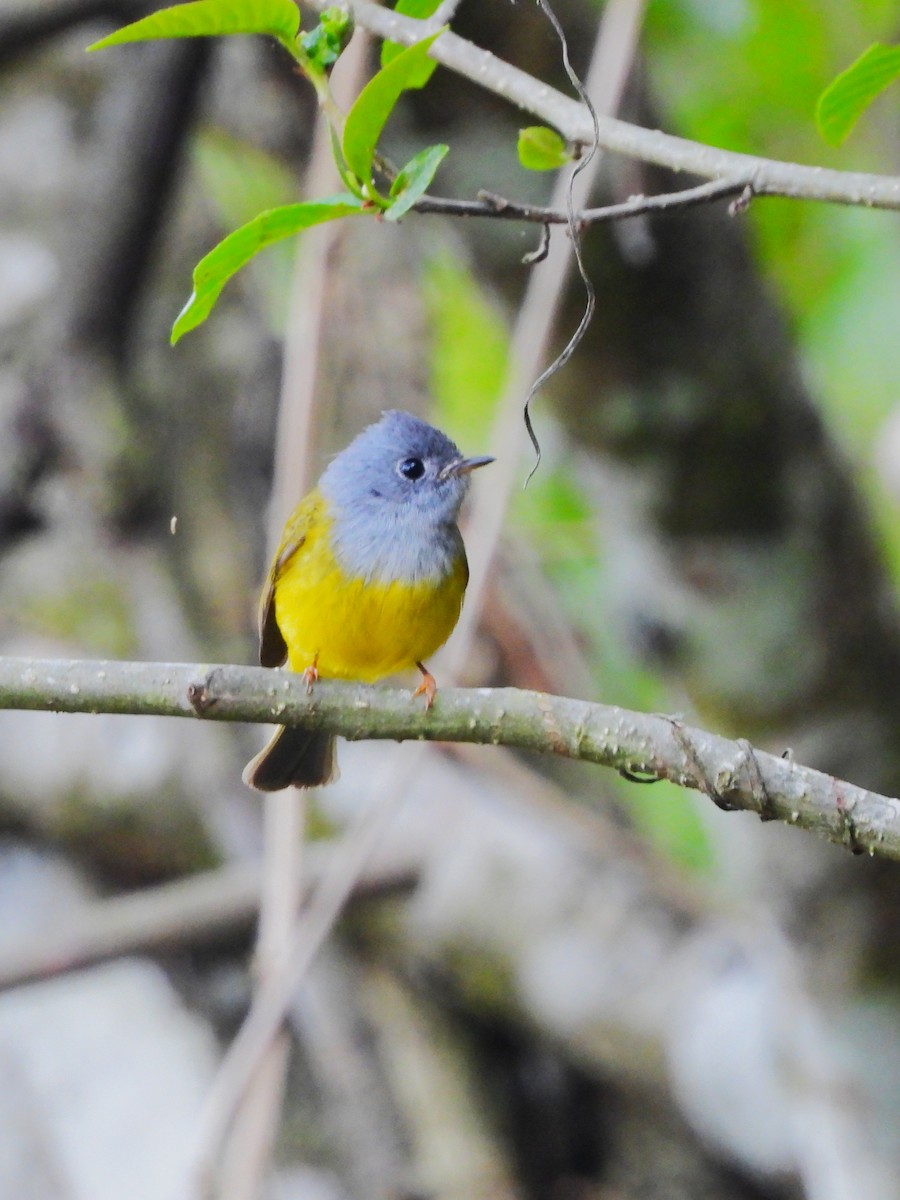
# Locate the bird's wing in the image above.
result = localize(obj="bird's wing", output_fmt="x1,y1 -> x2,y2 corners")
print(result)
257,490 -> 323,668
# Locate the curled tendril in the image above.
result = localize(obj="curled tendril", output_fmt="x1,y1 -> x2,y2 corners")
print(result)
523,0 -> 600,486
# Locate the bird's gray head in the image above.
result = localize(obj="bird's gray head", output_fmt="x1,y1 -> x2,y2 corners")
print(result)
321,410 -> 492,524
320,410 -> 493,583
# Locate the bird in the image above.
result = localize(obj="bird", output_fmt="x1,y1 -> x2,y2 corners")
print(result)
243,409 -> 494,791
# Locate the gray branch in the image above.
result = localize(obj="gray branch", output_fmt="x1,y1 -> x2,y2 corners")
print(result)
1,656 -> 898,860
414,177 -> 750,225
306,0 -> 900,212
0,853 -> 414,992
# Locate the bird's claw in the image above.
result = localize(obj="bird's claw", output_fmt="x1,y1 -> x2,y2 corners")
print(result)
413,662 -> 437,711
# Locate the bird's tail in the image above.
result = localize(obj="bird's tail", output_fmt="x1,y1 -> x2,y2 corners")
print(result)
242,727 -> 338,791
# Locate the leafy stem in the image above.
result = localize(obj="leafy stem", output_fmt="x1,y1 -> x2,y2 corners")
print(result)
89,3 -> 454,332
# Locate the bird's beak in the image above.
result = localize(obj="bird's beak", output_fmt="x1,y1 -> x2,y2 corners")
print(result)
441,455 -> 495,480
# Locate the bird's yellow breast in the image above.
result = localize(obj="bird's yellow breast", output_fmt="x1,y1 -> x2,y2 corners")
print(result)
272,498 -> 468,682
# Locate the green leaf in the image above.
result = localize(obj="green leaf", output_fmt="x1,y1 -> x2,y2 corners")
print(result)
381,0 -> 442,67
385,143 -> 448,221
171,195 -> 364,343
87,0 -> 301,52
299,6 -> 354,72
517,126 -> 571,171
816,42 -> 900,146
342,30 -> 443,196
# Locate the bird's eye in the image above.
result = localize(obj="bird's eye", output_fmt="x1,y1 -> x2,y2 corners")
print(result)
398,456 -> 425,481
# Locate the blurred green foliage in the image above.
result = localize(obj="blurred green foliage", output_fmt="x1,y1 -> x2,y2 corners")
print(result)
192,130 -> 298,330
645,0 -> 900,566
27,578 -> 137,659
422,249 -> 507,445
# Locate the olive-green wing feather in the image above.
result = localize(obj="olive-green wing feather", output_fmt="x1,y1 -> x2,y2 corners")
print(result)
258,582 -> 290,667
257,491 -> 323,668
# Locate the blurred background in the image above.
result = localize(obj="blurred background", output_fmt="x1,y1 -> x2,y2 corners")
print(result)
2,0 -> 900,1197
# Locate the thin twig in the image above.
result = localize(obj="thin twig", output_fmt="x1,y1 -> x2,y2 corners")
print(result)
0,853 -> 414,993
217,803 -> 300,1200
288,951 -> 412,1197
412,177 -> 750,224
192,764 -> 417,1195
303,0 -> 900,212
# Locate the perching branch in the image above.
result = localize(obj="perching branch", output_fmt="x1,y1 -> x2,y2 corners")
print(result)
305,0 -> 900,212
3,656 -> 899,860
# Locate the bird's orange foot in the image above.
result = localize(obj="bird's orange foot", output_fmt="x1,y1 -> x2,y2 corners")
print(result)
301,658 -> 319,695
412,661 -> 437,711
